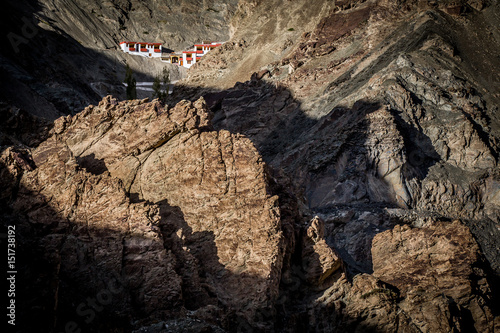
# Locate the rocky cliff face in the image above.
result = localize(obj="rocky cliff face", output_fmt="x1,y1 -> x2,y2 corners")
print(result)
1,96 -> 287,332
1,0 -> 500,332
372,221 -> 497,333
178,0 -> 500,267
177,0 -> 500,330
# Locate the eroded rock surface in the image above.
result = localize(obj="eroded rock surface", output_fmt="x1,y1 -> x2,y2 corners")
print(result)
173,1 -> 500,331
302,216 -> 343,286
1,0 -> 500,332
1,96 -> 286,332
303,220 -> 500,333
372,221 -> 500,332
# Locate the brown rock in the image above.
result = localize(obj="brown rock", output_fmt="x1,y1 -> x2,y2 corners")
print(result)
302,216 -> 342,285
0,147 -> 34,203
372,221 -> 499,332
308,273 -> 411,333
8,136 -> 183,329
137,128 -> 284,323
18,95 -> 286,330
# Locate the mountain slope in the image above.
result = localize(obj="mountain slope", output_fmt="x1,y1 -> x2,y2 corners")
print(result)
179,0 -> 500,272
174,0 -> 500,329
1,0 -> 500,332
0,0 -> 238,118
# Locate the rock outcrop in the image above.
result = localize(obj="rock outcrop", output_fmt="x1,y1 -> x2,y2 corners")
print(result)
1,96 -> 286,332
177,0 -> 500,272
57,95 -> 285,328
372,221 -> 500,333
301,216 -> 343,286
303,220 -> 500,333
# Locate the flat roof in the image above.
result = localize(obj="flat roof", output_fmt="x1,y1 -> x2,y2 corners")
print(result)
194,43 -> 222,47
120,41 -> 162,45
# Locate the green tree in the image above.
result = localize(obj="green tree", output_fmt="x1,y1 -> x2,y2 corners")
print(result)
152,67 -> 170,103
152,75 -> 163,100
124,64 -> 137,100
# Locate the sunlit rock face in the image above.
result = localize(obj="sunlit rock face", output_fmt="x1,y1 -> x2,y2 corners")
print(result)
1,96 -> 286,332
372,221 -> 499,333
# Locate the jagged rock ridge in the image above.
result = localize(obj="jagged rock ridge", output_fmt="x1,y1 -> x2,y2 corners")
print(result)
1,96 -> 288,331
